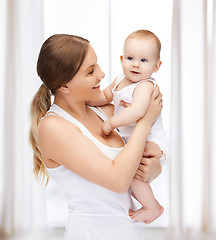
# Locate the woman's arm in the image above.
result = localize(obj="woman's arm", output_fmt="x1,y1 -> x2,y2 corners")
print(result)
38,87 -> 162,193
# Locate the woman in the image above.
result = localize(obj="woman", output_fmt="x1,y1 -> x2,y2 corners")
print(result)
29,34 -> 163,240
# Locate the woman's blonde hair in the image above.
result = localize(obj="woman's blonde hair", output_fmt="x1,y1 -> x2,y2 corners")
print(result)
29,34 -> 89,184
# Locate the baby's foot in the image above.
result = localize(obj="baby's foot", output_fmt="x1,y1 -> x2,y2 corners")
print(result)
128,205 -> 164,224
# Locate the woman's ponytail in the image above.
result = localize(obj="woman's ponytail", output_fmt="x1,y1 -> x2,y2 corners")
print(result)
29,34 -> 90,185
29,84 -> 51,184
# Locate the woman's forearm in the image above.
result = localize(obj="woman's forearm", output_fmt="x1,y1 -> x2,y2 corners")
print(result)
112,119 -> 152,192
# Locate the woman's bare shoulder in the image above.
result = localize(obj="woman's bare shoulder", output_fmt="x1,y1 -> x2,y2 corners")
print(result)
38,114 -> 81,135
37,115 -> 81,152
100,103 -> 114,118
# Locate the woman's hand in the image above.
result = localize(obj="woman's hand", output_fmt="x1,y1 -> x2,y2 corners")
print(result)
134,141 -> 163,183
142,85 -> 163,127
134,156 -> 162,183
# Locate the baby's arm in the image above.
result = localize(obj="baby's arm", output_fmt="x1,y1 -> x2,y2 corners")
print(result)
87,78 -> 117,106
87,86 -> 113,106
102,81 -> 154,135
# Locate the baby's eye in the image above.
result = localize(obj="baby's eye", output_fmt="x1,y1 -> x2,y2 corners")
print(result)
141,58 -> 147,62
127,57 -> 133,60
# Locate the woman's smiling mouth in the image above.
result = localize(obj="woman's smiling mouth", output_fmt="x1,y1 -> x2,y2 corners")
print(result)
92,83 -> 100,89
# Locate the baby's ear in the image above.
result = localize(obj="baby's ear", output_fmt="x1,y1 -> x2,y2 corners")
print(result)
154,60 -> 162,73
120,55 -> 123,62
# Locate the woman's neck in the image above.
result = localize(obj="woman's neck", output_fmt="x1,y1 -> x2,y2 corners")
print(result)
53,97 -> 89,120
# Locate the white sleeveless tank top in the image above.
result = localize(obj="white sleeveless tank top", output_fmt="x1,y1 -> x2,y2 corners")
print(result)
113,73 -> 157,143
44,104 -> 145,240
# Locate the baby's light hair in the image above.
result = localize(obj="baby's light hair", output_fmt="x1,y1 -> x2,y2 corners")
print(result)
125,30 -> 161,59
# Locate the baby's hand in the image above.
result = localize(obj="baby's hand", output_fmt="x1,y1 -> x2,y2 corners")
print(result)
102,120 -> 113,137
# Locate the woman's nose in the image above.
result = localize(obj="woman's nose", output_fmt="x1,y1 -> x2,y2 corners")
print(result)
98,66 -> 105,79
101,70 -> 105,79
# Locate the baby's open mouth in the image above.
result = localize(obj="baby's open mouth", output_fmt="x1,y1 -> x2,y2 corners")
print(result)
131,71 -> 140,74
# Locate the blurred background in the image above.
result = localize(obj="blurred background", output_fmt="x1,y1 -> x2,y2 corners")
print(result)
0,0 -> 215,239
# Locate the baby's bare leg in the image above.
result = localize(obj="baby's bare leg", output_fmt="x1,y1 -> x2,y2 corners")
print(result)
129,178 -> 163,223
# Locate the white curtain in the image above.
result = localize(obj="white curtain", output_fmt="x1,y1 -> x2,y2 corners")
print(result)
0,0 -> 47,237
170,0 -> 216,237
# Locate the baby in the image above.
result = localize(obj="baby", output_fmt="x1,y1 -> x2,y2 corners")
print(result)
88,30 -> 168,223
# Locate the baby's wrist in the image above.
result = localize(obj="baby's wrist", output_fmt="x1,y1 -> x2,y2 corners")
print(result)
109,117 -> 116,131
102,120 -> 113,133
108,120 -> 114,131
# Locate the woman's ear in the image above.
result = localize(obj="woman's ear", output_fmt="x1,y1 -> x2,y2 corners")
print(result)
59,84 -> 70,94
154,60 -> 162,73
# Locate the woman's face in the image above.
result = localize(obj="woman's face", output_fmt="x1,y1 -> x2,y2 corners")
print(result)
66,45 -> 105,102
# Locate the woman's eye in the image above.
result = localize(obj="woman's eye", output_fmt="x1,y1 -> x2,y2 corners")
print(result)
141,58 -> 147,62
89,69 -> 94,74
127,57 -> 133,60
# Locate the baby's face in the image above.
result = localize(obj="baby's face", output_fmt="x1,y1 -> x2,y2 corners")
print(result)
121,38 -> 160,82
